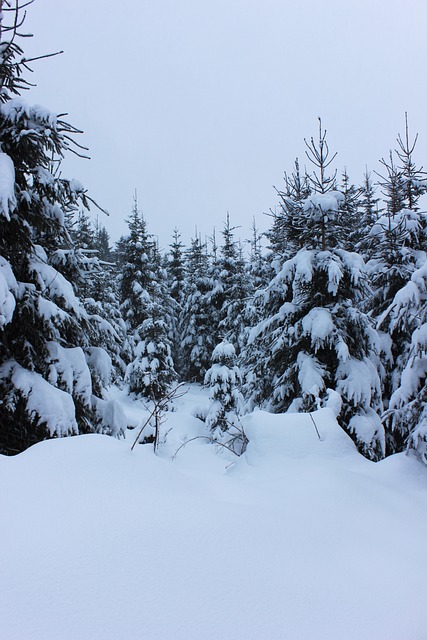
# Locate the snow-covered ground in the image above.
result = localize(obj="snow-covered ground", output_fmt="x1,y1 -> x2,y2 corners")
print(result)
1,384 -> 427,640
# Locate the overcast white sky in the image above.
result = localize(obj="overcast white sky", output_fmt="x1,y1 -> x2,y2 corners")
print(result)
21,0 -> 427,250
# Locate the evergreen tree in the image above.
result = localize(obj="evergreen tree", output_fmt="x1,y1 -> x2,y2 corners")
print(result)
180,234 -> 214,382
271,158 -> 311,257
119,197 -> 176,399
59,211 -> 103,300
368,121 -> 427,445
339,168 -> 363,251
357,169 -> 380,259
396,113 -> 427,212
73,210 -> 95,250
243,121 -> 384,460
119,196 -> 155,331
165,228 -> 185,376
209,214 -> 249,351
66,211 -> 126,381
167,227 -> 185,305
204,340 -> 245,453
0,5 -> 125,454
94,219 -> 112,262
247,219 -> 270,293
379,261 -> 427,457
127,304 -> 176,400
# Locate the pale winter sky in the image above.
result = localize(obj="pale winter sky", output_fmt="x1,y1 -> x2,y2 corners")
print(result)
21,0 -> 427,250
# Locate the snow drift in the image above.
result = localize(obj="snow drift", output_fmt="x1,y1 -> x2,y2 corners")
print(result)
1,399 -> 426,640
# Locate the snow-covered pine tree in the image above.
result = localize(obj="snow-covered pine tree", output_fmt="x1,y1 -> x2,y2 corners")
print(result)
73,210 -> 95,250
204,340 -> 245,453
119,196 -> 152,331
93,218 -> 112,262
211,214 -> 249,352
119,197 -> 176,400
271,157 -> 311,258
243,120 -> 384,460
247,219 -> 270,293
356,169 -> 380,260
0,4 -> 126,453
366,121 -> 427,454
165,227 -> 185,377
339,168 -> 363,251
179,234 -> 214,382
57,210 -> 104,300
57,208 -> 126,385
367,153 -> 419,316
241,247 -> 294,413
241,161 -> 312,413
368,120 -> 427,312
128,242 -> 177,400
369,119 -> 427,455
379,261 -> 427,459
396,113 -> 427,213
166,227 -> 185,306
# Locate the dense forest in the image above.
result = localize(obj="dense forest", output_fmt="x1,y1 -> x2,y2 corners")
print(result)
1,1 -> 427,466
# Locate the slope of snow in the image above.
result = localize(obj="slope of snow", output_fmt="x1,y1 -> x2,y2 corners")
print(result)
1,388 -> 426,640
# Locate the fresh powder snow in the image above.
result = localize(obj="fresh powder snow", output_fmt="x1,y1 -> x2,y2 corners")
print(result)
0,384 -> 426,640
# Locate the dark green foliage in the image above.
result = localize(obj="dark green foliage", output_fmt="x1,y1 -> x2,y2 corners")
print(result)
0,4 -> 125,454
179,235 -> 214,382
119,198 -> 176,399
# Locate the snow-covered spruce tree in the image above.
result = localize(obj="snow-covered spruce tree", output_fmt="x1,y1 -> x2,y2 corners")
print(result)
241,161 -> 311,412
366,121 -> 427,454
93,218 -> 112,262
53,206 -> 126,385
166,227 -> 185,307
270,157 -> 311,259
241,168 -> 311,412
119,196 -> 152,332
204,340 -> 245,453
74,237 -> 126,385
119,198 -> 176,400
241,244 -> 295,413
57,210 -> 105,301
73,210 -> 95,250
356,169 -> 380,260
164,227 -> 186,377
238,222 -> 270,380
247,219 -> 270,293
367,153 -> 423,317
0,5 -> 125,454
128,302 -> 176,401
396,113 -> 427,213
379,261 -> 427,460
367,118 -> 427,319
371,122 -> 427,455
339,168 -> 363,251
210,214 -> 250,352
179,234 -> 216,382
89,221 -> 127,381
243,120 -> 384,460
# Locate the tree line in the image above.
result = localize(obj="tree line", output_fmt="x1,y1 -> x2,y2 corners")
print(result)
1,2 -> 427,465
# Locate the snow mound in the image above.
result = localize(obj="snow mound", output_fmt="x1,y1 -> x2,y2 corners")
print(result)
242,407 -> 357,464
1,393 -> 427,640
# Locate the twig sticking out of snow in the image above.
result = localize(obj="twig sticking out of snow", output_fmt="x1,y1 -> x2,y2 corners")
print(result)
130,383 -> 188,452
171,435 -> 241,461
309,412 -> 323,441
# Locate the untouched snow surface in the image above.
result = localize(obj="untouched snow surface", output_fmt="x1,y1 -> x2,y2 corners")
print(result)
1,385 -> 427,640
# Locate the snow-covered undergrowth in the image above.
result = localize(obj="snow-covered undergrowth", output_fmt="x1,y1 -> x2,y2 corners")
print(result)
1,385 -> 427,640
